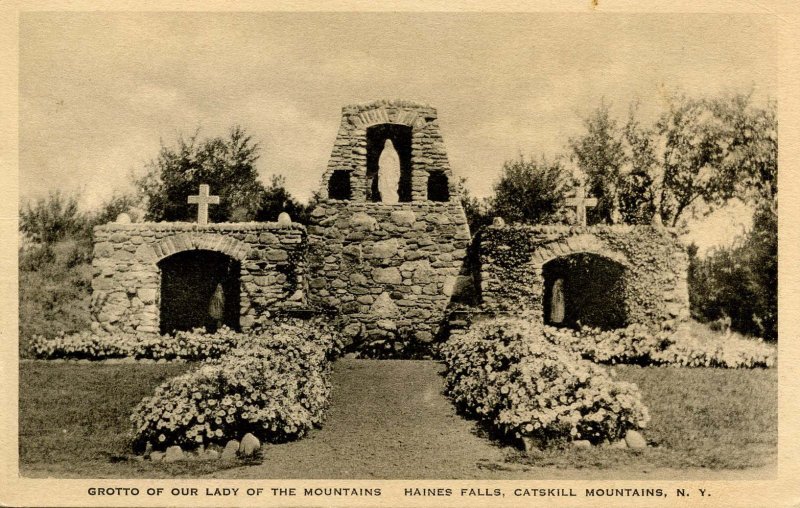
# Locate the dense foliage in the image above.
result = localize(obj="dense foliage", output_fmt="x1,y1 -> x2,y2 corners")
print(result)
255,174 -> 309,223
569,92 -> 776,229
129,321 -> 342,452
489,155 -> 574,226
134,127 -> 311,223
19,190 -> 89,245
441,318 -> 650,447
688,200 -> 777,340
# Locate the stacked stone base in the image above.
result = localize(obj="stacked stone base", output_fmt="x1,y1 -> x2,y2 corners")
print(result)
306,200 -> 471,349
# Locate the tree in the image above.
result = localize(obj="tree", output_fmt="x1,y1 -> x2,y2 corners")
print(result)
489,155 -> 573,225
19,190 -> 88,245
255,174 -> 305,222
617,106 -> 659,224
136,126 -> 266,222
457,177 -> 491,235
654,91 -> 776,227
571,92 -> 777,228
569,102 -> 626,224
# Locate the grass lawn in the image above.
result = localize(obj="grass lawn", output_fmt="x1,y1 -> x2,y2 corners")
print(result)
506,365 -> 777,471
19,359 -> 776,479
18,361 -> 245,478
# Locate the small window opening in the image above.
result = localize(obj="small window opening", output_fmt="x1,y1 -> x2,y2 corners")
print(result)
328,170 -> 352,200
427,171 -> 450,201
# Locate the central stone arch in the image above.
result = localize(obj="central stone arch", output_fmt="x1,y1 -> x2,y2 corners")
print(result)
148,233 -> 251,263
530,234 -> 630,270
158,249 -> 242,334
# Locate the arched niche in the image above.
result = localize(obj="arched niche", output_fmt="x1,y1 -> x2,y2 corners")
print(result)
366,123 -> 412,202
542,253 -> 628,330
157,249 -> 241,334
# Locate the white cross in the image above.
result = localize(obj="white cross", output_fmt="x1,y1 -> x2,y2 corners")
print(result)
565,184 -> 598,227
187,184 -> 220,225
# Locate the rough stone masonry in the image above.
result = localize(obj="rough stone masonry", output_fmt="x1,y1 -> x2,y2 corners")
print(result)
91,99 -> 689,351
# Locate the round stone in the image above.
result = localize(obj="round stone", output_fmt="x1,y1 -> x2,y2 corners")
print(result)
238,433 -> 261,457
277,212 -> 292,226
624,430 -> 647,449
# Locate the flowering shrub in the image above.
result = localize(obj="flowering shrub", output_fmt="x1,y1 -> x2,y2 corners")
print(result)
541,323 -> 776,369
28,317 -> 344,362
652,333 -> 776,368
130,321 -> 341,452
441,318 -> 650,446
28,330 -> 135,360
542,324 -> 674,365
27,328 -> 238,360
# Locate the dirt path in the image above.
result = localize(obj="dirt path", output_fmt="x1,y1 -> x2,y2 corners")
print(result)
215,359 -> 505,479
213,359 -> 775,480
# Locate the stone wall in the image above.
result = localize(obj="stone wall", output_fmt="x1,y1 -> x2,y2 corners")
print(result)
306,200 -> 471,348
91,222 -> 307,333
320,99 -> 458,202
477,224 -> 690,330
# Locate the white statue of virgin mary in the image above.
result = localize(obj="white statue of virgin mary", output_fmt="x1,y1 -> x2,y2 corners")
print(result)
550,278 -> 565,324
377,139 -> 401,203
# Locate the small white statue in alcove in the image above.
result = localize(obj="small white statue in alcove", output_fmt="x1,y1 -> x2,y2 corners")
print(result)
377,139 -> 401,203
550,278 -> 566,324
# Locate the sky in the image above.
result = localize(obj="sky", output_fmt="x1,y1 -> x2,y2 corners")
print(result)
19,12 -> 777,253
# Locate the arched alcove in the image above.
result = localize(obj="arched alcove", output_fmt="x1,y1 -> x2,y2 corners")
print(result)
366,123 -> 412,202
158,250 -> 241,334
542,253 -> 627,330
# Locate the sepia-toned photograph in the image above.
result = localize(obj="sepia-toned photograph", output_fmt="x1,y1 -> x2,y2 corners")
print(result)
3,4 -> 795,506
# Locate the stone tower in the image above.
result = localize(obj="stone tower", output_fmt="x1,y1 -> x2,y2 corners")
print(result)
307,100 -> 471,351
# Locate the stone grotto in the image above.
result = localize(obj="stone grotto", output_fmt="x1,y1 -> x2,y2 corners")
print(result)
91,99 -> 690,352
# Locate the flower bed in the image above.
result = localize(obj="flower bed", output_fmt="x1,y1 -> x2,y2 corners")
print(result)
542,324 -> 674,365
27,328 -> 237,361
440,318 -> 650,447
651,333 -> 776,368
542,323 -> 776,369
130,321 -> 341,453
27,317 -> 344,362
